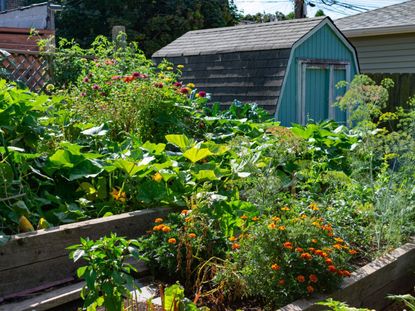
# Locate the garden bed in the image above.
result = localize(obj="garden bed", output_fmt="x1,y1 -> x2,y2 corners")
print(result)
281,237 -> 415,311
0,207 -> 169,303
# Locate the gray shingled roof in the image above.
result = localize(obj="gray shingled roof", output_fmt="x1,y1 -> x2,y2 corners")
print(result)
153,17 -> 326,57
335,0 -> 415,32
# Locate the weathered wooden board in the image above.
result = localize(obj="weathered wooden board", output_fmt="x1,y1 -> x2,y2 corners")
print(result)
280,238 -> 415,311
0,207 -> 170,301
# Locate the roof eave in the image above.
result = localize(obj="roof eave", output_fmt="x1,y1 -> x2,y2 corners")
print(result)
342,24 -> 415,38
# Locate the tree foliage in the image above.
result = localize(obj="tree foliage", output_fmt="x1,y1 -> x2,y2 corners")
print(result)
24,0 -> 240,56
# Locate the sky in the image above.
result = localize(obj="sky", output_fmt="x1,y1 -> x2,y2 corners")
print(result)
233,0 -> 409,19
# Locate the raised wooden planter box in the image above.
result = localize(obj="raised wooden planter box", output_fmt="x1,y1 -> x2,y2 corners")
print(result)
0,207 -> 170,302
280,238 -> 415,311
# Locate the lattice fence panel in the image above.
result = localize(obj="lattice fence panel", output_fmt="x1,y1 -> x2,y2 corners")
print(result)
0,50 -> 51,92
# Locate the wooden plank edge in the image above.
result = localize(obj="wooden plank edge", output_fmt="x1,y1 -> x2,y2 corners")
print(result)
279,237 -> 415,311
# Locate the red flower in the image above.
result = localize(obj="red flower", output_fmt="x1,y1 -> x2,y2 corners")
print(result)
296,275 -> 305,283
123,76 -> 134,83
271,264 -> 280,271
307,285 -> 314,294
328,265 -> 337,273
283,242 -> 293,249
132,72 -> 141,78
309,274 -> 318,283
198,91 -> 206,97
173,81 -> 182,88
154,82 -> 164,88
278,279 -> 285,286
232,243 -> 240,250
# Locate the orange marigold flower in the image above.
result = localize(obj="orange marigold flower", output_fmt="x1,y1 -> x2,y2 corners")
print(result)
296,275 -> 305,283
232,243 -> 240,250
312,221 -> 321,228
188,233 -> 196,239
240,215 -> 248,220
184,217 -> 191,223
333,244 -> 343,250
307,285 -> 314,293
308,247 -> 316,252
278,225 -> 286,231
272,216 -> 281,222
314,249 -> 323,256
181,210 -> 190,215
168,238 -> 176,244
154,218 -> 163,223
309,274 -> 318,283
295,247 -> 304,253
281,206 -> 290,211
252,216 -> 259,221
328,265 -> 337,273
334,237 -> 344,243
311,239 -> 318,244
325,258 -> 333,265
301,214 -> 307,219
268,223 -> 276,229
271,264 -> 281,271
309,202 -> 319,211
300,253 -> 313,260
278,279 -> 286,286
153,225 -> 163,231
229,236 -> 237,242
349,249 -> 358,255
341,270 -> 351,277
162,226 -> 171,233
283,242 -> 293,249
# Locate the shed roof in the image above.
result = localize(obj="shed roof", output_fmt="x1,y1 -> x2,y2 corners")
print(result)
153,17 -> 326,57
335,0 -> 415,37
0,2 -> 62,29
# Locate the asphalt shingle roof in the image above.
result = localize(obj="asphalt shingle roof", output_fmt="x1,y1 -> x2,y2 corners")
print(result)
335,0 -> 415,32
153,17 -> 326,57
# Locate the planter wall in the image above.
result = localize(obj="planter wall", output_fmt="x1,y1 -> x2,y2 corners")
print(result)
0,207 -> 169,302
280,238 -> 415,311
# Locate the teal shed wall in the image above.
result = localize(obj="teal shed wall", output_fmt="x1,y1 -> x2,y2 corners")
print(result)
277,23 -> 358,126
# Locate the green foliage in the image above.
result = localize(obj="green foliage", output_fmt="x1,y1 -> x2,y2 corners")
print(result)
388,293 -> 415,311
318,298 -> 374,311
27,0 -> 240,56
68,234 -> 140,311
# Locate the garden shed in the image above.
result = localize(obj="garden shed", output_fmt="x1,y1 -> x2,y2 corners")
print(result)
153,17 -> 359,125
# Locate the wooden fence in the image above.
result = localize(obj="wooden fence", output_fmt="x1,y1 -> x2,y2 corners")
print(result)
0,49 -> 51,91
368,73 -> 415,111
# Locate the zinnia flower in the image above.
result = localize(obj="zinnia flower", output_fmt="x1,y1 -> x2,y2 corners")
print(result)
188,233 -> 196,239
168,238 -> 176,244
283,242 -> 293,249
162,226 -> 171,233
328,265 -> 337,272
300,253 -> 313,260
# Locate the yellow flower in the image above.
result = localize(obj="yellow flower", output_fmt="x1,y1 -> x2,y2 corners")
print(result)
177,64 -> 184,69
281,206 -> 290,211
272,216 -> 281,222
309,202 -> 319,211
268,223 -> 276,229
252,216 -> 259,221
334,237 -> 344,243
152,172 -> 163,183
166,66 -> 173,71
229,236 -> 237,242
278,225 -> 286,231
111,188 -> 126,203
186,83 -> 195,89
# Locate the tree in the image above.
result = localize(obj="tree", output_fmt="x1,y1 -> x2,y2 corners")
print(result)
24,0 -> 240,56
242,11 -> 294,23
315,9 -> 326,17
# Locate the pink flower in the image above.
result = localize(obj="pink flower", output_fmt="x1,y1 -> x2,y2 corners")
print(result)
198,91 -> 206,98
80,92 -> 86,97
92,84 -> 101,90
132,72 -> 141,78
154,82 -> 163,88
82,77 -> 89,83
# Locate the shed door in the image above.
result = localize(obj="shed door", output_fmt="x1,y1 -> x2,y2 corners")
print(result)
299,62 -> 350,125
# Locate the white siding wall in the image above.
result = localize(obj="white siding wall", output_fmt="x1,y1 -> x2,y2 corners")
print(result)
350,32 -> 415,74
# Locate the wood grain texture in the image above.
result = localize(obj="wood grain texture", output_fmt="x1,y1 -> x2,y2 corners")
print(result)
280,238 -> 415,311
0,207 -> 170,300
